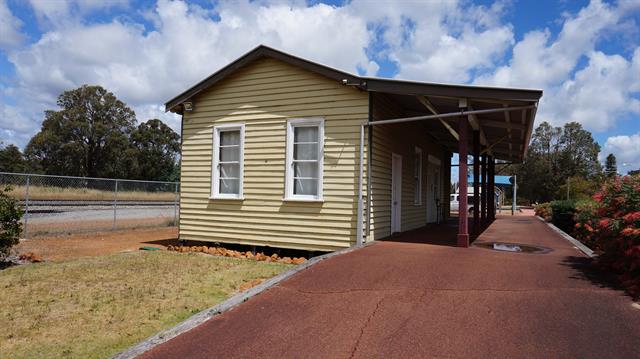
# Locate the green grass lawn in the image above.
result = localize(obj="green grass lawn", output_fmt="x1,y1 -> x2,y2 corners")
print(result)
0,251 -> 292,358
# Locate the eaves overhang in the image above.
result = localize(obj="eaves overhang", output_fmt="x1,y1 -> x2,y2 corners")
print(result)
164,44 -> 542,163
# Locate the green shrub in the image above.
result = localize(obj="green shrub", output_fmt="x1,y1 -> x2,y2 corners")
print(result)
555,176 -> 601,202
550,200 -> 576,233
572,199 -> 599,248
0,186 -> 23,259
534,202 -> 552,221
573,175 -> 640,298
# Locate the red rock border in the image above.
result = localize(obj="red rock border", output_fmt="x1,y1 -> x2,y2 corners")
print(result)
167,245 -> 307,265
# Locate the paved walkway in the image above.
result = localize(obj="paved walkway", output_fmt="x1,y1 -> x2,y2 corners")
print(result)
141,213 -> 640,359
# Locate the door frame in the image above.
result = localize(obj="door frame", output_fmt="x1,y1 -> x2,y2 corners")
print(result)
427,155 -> 442,223
429,166 -> 440,223
391,153 -> 402,233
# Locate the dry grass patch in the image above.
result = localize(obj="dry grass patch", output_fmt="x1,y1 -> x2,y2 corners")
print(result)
8,185 -> 175,202
26,216 -> 176,239
0,251 -> 292,358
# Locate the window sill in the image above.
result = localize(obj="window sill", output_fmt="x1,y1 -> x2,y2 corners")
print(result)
209,196 -> 245,201
283,197 -> 324,203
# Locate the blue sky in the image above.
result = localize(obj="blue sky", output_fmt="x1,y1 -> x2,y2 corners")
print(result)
1,0 -> 639,171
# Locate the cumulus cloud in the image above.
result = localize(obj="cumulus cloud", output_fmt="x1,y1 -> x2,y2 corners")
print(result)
3,0 -> 374,146
477,0 -> 620,88
12,0 -> 373,104
543,49 -> 640,132
351,0 -> 514,83
1,0 -> 639,152
476,0 -> 640,133
0,0 -> 24,49
603,133 -> 640,173
0,100 -> 39,147
27,0 -> 129,28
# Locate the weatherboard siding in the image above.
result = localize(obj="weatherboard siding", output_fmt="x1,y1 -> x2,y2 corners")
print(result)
180,58 -> 369,251
369,94 -> 447,240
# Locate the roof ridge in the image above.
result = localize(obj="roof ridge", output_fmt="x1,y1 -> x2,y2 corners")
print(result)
165,44 -> 542,114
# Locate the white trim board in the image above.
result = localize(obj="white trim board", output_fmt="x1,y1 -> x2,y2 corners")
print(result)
535,216 -> 596,258
210,123 -> 245,200
284,117 -> 325,201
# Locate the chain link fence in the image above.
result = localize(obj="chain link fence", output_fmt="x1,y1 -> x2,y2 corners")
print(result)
0,172 -> 179,239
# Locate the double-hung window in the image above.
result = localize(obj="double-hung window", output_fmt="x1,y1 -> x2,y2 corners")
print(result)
285,118 -> 324,201
414,147 -> 423,205
211,124 -> 244,199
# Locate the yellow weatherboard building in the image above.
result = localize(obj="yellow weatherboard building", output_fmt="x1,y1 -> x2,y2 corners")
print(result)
166,45 -> 541,251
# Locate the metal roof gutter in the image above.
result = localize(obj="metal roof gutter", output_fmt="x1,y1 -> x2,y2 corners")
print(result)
367,105 -> 537,126
164,44 -> 543,113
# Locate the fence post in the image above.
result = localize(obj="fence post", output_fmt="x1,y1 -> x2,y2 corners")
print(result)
173,182 -> 179,226
24,175 -> 30,239
113,179 -> 118,231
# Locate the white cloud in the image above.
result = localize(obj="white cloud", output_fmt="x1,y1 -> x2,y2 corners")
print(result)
542,49 -> 640,132
1,0 -> 639,153
133,104 -> 181,132
0,100 -> 39,147
27,0 -> 129,28
350,0 -> 514,83
475,0 -> 640,133
477,0 -> 620,89
603,133 -> 640,173
4,0 -> 374,144
0,0 -> 24,49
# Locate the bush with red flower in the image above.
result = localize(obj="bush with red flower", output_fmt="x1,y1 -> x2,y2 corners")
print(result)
573,199 -> 599,248
573,175 -> 640,297
534,202 -> 553,222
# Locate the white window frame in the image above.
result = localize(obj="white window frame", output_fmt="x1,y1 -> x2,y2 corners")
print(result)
414,146 -> 423,205
210,123 -> 245,200
285,118 -> 324,201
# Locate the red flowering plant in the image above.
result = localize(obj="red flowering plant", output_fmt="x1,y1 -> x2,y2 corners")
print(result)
534,202 -> 553,222
573,175 -> 640,297
573,199 -> 599,248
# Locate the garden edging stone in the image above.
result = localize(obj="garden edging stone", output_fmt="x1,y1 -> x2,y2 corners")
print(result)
112,241 -> 376,359
536,215 -> 596,258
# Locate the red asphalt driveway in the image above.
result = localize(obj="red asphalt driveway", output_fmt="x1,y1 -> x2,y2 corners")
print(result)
141,213 -> 640,358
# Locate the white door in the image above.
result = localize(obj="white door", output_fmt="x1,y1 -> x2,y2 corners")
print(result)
429,167 -> 440,223
427,163 -> 442,223
391,154 -> 402,233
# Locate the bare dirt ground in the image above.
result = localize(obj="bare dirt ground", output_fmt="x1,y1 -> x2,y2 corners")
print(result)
17,227 -> 179,262
25,205 -> 175,237
27,217 -> 174,237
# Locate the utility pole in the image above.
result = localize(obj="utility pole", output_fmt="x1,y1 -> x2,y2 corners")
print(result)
566,177 -> 570,201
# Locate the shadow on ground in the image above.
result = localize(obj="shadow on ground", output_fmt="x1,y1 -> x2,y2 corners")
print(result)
142,239 -> 181,247
0,261 -> 17,270
151,239 -> 323,259
382,217 -> 483,248
561,256 -> 634,299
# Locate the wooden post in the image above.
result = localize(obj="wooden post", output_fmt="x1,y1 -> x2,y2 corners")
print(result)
457,116 -> 469,248
473,131 -> 480,238
488,156 -> 495,222
481,155 -> 487,228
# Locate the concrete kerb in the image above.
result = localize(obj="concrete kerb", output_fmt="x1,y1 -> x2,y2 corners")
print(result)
535,216 -> 596,258
112,241 -> 377,359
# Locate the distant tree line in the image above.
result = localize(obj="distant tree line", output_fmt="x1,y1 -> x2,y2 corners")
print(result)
505,121 -> 638,203
0,85 -> 180,182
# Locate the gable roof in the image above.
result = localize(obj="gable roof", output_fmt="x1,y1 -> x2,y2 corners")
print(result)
165,44 -> 542,113
165,45 -> 361,113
